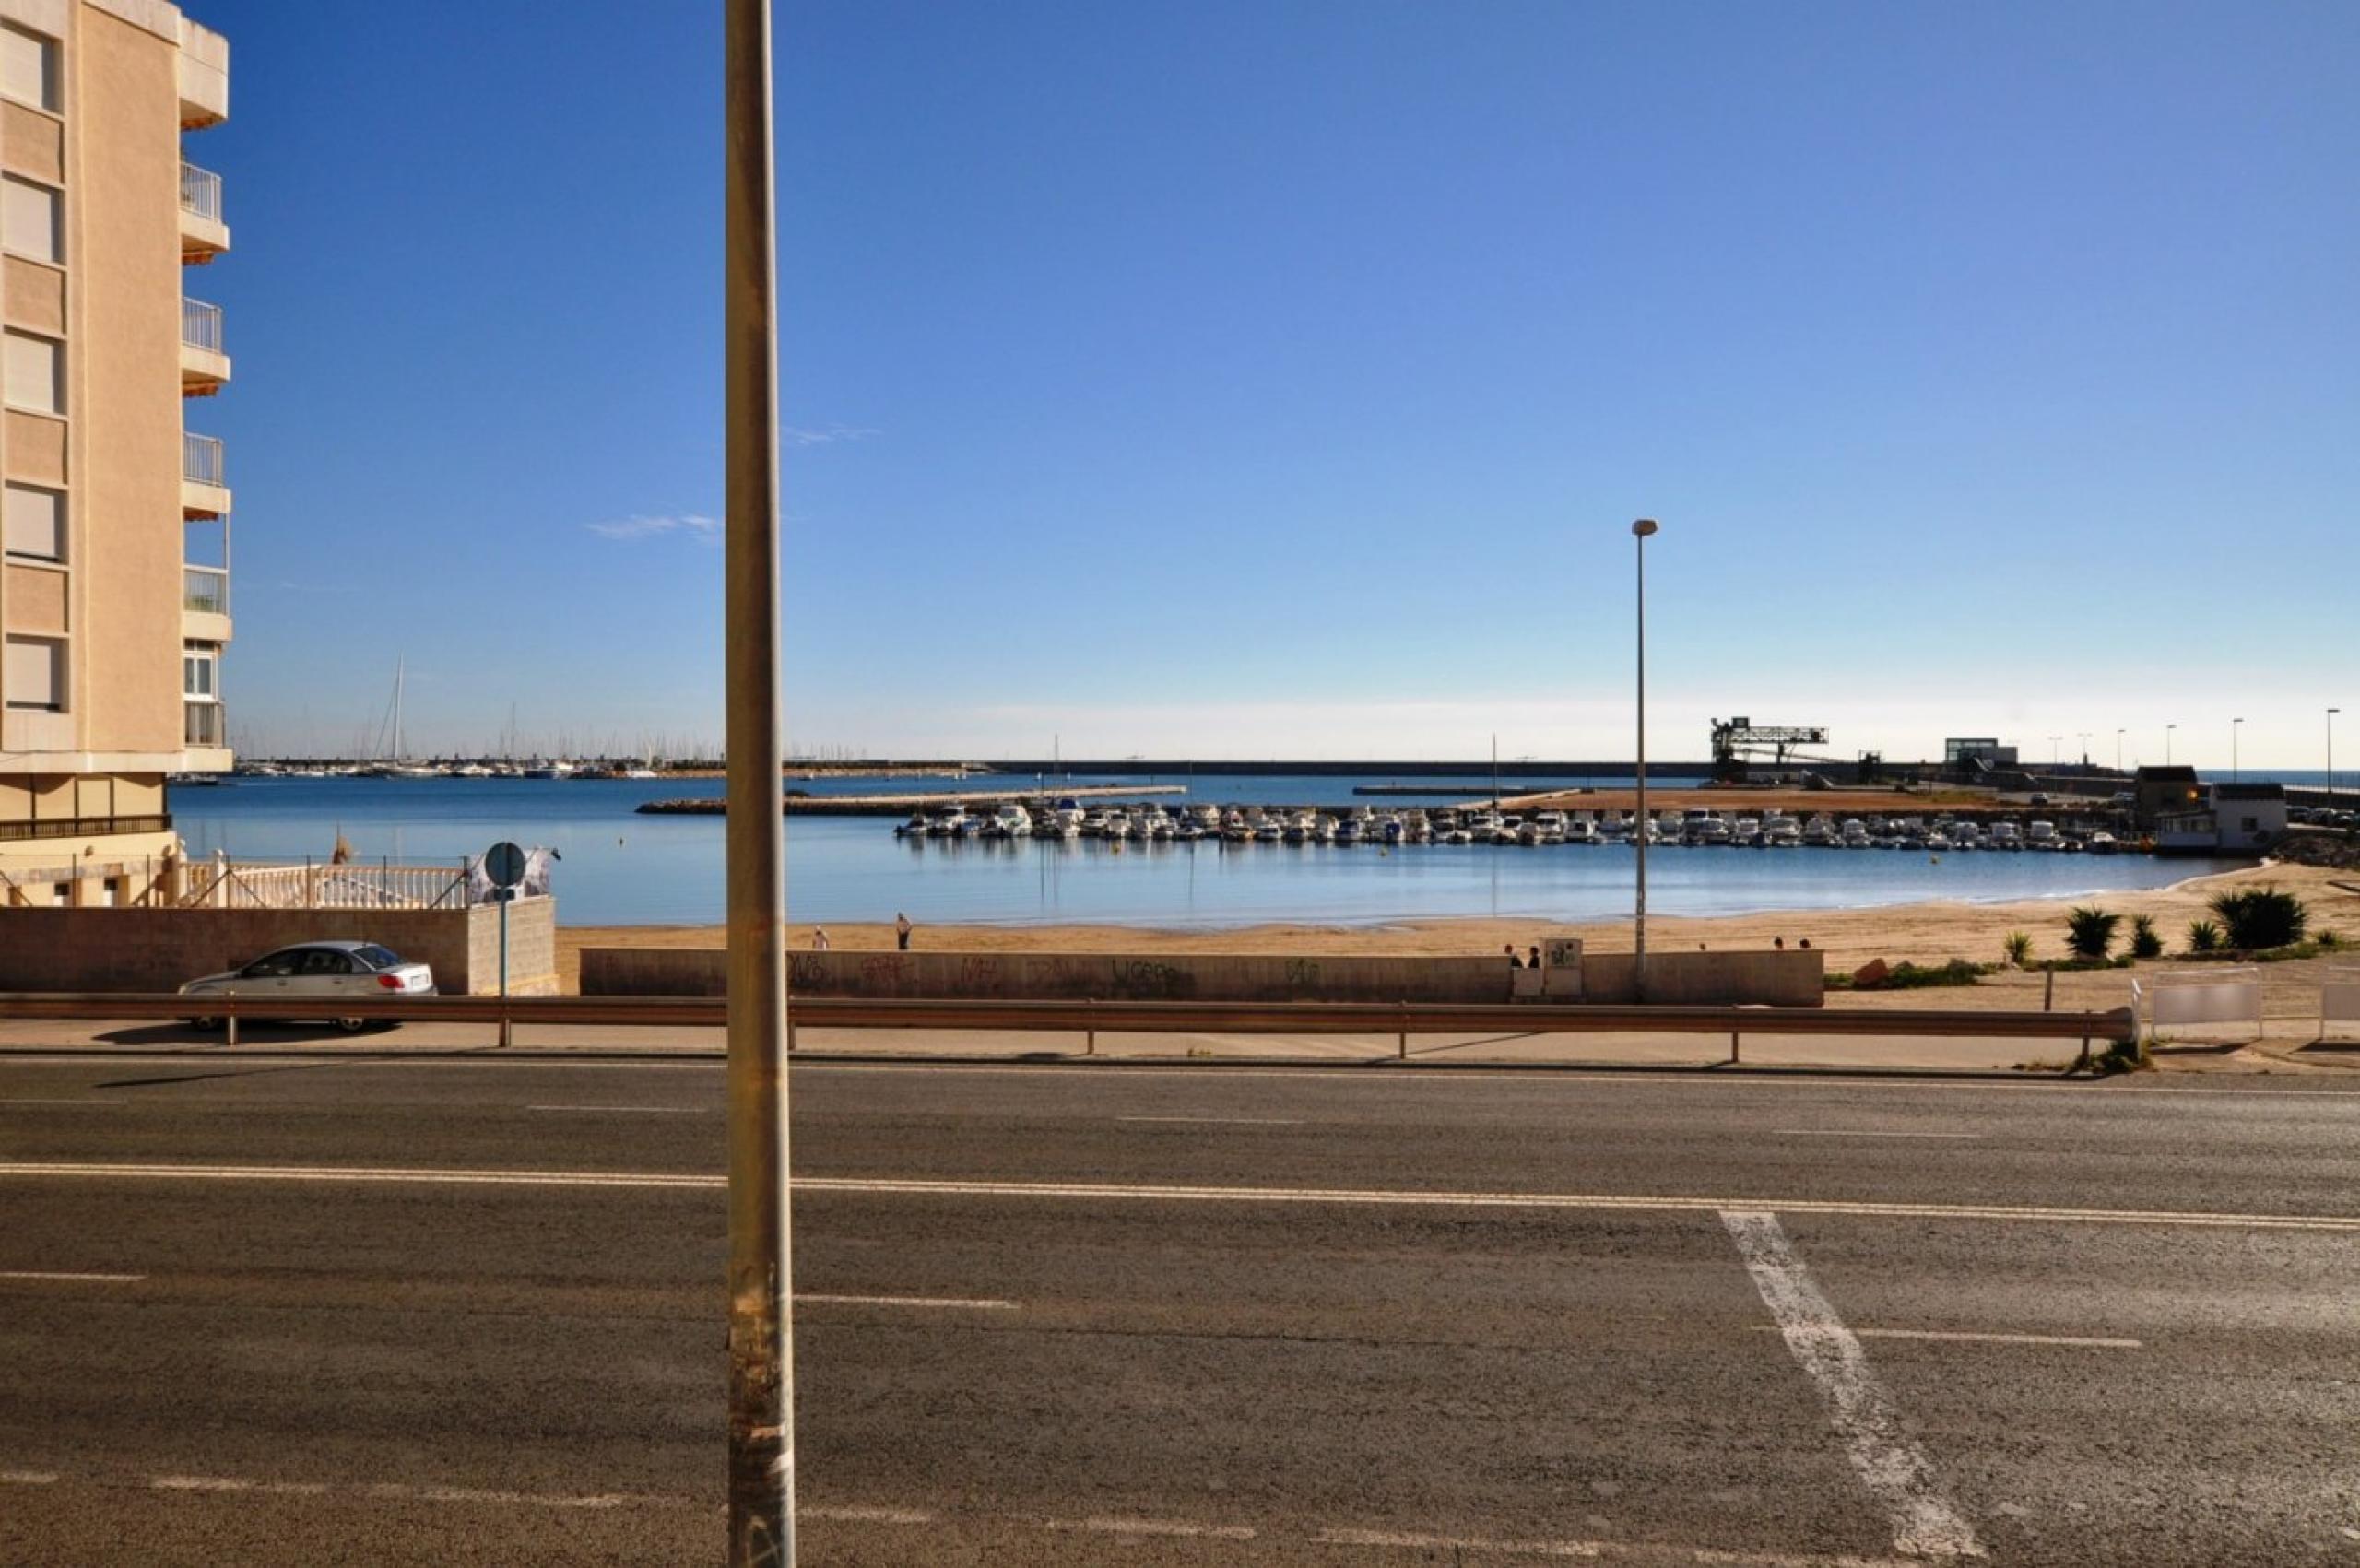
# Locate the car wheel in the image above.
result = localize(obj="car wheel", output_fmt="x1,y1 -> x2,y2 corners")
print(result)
335,1017 -> 367,1034
190,1016 -> 223,1032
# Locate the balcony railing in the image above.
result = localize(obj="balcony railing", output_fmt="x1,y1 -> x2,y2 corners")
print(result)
184,565 -> 229,617
184,701 -> 224,748
183,432 -> 225,488
0,814 -> 172,845
179,160 -> 222,223
182,298 -> 224,354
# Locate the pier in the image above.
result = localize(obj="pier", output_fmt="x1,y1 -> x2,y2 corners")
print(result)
638,784 -> 1186,818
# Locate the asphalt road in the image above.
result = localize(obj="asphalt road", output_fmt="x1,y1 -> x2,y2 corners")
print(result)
2,1053 -> 2357,1565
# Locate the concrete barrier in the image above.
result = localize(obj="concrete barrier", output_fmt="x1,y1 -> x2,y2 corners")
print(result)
585,948 -> 1519,1004
1565,949 -> 1823,1008
0,898 -> 559,996
579,942 -> 1821,1008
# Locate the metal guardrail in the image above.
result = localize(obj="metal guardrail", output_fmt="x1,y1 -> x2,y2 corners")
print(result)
179,160 -> 222,222
183,432 -> 226,489
182,298 -> 224,353
0,993 -> 2136,1062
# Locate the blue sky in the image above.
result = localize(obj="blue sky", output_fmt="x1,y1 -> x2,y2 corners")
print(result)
198,1 -> 2355,765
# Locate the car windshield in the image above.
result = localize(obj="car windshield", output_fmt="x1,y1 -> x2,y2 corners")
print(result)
353,945 -> 402,971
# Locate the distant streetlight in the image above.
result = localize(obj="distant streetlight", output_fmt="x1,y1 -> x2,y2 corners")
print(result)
1632,518 -> 1658,1002
2166,724 -> 2177,766
2115,728 -> 2125,772
2331,709 -> 2342,803
2077,732 -> 2092,767
2233,717 -> 2244,783
2048,735 -> 2063,766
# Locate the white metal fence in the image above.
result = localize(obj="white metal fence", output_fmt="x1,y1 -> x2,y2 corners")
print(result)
183,565 -> 229,616
182,297 -> 224,353
179,160 -> 223,222
183,432 -> 226,489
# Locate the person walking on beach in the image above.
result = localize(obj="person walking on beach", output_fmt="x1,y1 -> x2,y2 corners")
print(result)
810,927 -> 830,951
1528,945 -> 1542,971
1504,944 -> 1523,968
896,912 -> 913,951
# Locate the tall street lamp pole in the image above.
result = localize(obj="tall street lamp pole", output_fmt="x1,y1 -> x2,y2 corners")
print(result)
725,1 -> 795,1561
2115,729 -> 2125,772
2331,709 -> 2341,803
1632,518 -> 1658,1002
2233,718 -> 2243,783
2166,724 -> 2177,766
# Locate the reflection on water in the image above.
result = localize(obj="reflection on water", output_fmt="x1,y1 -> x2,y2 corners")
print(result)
172,777 -> 2245,928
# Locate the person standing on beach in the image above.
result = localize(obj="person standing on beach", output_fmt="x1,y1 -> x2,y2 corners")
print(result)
811,928 -> 830,951
1504,944 -> 1523,968
896,913 -> 913,951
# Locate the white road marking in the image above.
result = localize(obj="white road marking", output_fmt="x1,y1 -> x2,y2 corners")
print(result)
1045,1515 -> 1258,1539
796,1292 -> 1017,1311
3,1161 -> 2356,1232
1748,1326 -> 2141,1350
152,1475 -> 326,1497
1314,1526 -> 1599,1557
0,1270 -> 144,1284
1116,1115 -> 1304,1126
1723,1210 -> 1984,1560
806,1503 -> 935,1525
525,1104 -> 706,1114
1,1470 -> 59,1485
1773,1130 -> 1982,1140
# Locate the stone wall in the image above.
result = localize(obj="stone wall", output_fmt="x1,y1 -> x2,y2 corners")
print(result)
0,897 -> 559,996
579,942 -> 1818,1008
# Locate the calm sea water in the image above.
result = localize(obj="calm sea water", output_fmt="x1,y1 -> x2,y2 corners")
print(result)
171,775 -> 2246,928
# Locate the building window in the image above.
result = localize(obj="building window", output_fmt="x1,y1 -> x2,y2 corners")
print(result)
183,643 -> 219,701
1,176 -> 59,264
0,26 -> 56,113
3,482 -> 63,561
4,330 -> 61,415
4,634 -> 64,711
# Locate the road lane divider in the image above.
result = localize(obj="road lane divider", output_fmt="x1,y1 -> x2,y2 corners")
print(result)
0,1269 -> 145,1284
796,1293 -> 1016,1311
1746,1326 -> 2140,1350
525,1104 -> 710,1114
1115,1116 -> 1306,1126
1723,1210 -> 1983,1561
1770,1130 -> 1982,1140
3,1161 -> 2358,1232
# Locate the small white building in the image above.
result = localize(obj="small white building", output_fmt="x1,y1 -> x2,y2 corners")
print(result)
2156,783 -> 2288,855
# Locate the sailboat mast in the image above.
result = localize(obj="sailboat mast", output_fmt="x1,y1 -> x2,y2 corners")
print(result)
394,658 -> 406,761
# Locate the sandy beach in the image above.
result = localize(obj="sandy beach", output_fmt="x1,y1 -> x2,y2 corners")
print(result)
555,862 -> 2360,1033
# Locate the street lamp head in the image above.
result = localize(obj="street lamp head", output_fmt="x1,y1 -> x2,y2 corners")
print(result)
1632,518 -> 1658,537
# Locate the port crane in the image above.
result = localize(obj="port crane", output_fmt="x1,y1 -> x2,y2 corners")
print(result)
1710,717 -> 1833,781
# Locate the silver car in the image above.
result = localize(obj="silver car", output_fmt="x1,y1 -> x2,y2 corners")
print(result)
180,940 -> 437,1032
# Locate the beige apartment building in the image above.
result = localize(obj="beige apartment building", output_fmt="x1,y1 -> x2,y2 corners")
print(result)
0,0 -> 227,906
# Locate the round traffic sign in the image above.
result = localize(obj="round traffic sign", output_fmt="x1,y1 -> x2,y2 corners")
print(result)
484,841 -> 528,890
